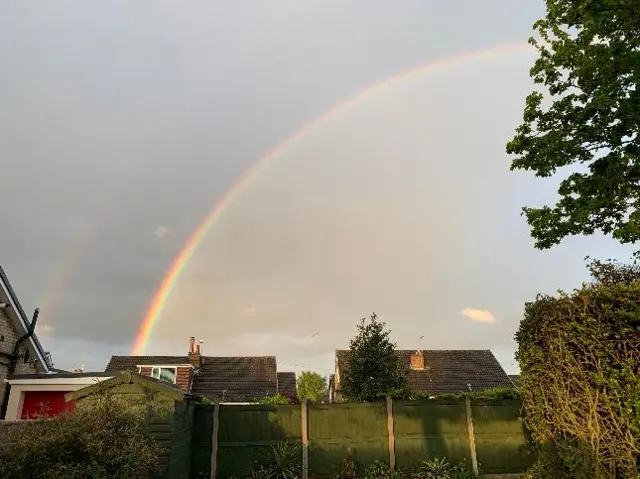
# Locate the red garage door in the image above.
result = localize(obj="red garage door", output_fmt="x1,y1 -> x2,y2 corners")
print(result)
21,391 -> 76,419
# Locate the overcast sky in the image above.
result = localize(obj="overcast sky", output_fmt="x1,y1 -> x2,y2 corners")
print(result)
0,1 -> 633,376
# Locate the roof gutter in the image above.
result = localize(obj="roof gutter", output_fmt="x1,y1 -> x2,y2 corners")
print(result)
0,308 -> 39,419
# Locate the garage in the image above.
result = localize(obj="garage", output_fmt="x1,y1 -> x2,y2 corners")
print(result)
21,390 -> 76,419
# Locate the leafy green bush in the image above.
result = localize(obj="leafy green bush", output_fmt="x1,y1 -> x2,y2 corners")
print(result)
363,460 -> 392,479
258,393 -> 292,405
516,274 -> 640,478
0,392 -> 162,478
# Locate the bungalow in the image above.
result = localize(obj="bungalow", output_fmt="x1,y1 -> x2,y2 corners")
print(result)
331,349 -> 515,401
105,337 -> 298,402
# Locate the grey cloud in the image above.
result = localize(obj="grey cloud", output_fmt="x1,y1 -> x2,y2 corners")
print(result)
3,0 -> 621,376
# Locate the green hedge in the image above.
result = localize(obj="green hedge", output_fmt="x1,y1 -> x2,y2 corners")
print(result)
516,275 -> 640,478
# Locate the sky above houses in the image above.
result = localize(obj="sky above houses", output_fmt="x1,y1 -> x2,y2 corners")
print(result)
0,1 -> 634,377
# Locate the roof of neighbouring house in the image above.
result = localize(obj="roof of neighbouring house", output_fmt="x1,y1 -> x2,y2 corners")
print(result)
66,371 -> 191,402
105,355 -> 278,402
277,372 -> 297,399
335,349 -> 514,394
0,266 -> 52,373
8,371 -> 114,381
508,374 -> 520,387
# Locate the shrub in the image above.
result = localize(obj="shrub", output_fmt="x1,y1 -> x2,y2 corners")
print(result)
516,278 -> 640,478
0,392 -> 163,479
363,460 -> 392,479
334,449 -> 357,479
259,442 -> 302,479
258,393 -> 292,405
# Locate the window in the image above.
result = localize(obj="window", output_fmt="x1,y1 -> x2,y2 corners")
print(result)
151,367 -> 177,384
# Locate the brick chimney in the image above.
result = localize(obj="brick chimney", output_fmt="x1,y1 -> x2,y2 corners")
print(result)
410,350 -> 424,370
187,336 -> 201,369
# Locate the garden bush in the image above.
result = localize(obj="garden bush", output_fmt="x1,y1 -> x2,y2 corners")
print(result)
0,392 -> 163,479
516,260 -> 640,478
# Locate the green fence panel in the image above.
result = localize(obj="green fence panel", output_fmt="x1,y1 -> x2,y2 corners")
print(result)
471,399 -> 533,474
393,399 -> 470,471
216,404 -> 302,479
190,405 -> 213,478
308,402 -> 389,478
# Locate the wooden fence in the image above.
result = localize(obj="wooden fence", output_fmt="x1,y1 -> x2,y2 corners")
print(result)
190,397 -> 533,479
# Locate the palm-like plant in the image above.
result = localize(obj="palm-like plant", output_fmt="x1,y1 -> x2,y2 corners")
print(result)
261,441 -> 302,479
415,457 -> 455,479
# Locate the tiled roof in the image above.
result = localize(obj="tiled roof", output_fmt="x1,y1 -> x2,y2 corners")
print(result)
277,372 -> 297,399
8,371 -> 114,380
508,374 -> 520,387
335,349 -> 514,395
105,356 -> 189,371
105,355 -> 278,402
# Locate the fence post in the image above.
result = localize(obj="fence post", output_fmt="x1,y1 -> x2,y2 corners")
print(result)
301,399 -> 309,479
464,396 -> 479,476
386,396 -> 396,471
210,399 -> 221,479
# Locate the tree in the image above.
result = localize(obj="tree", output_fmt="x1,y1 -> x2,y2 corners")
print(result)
586,255 -> 640,285
296,371 -> 327,403
506,1 -> 640,250
340,313 -> 407,402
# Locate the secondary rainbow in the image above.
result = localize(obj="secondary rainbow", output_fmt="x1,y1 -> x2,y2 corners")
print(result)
132,41 -> 531,355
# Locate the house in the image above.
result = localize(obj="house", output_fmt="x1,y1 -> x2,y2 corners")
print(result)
508,374 -> 520,388
0,266 -> 56,419
105,337 -> 298,402
332,349 -> 515,401
4,371 -> 114,420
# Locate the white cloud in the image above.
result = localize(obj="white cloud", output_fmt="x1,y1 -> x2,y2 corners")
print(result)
459,308 -> 496,323
37,324 -> 55,335
154,225 -> 171,238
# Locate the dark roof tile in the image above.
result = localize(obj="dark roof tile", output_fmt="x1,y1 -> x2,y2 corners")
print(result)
105,355 -> 279,402
105,356 -> 189,371
192,356 -> 277,402
277,372 -> 297,399
336,349 -> 513,395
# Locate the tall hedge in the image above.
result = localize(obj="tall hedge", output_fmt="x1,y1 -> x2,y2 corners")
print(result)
516,264 -> 640,478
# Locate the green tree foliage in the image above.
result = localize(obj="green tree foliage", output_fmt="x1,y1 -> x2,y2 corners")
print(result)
257,393 -> 291,405
296,371 -> 327,403
0,392 -> 162,478
507,0 -> 640,250
516,261 -> 640,478
341,313 -> 407,402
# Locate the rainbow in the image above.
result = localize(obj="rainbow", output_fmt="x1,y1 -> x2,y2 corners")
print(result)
131,41 -> 531,355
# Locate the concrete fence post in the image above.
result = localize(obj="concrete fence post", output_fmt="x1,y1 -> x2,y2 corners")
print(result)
301,400 -> 309,479
210,399 -> 221,479
386,396 -> 396,471
464,396 -> 479,476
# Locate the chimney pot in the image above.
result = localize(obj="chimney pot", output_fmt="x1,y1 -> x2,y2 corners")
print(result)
189,336 -> 195,353
188,338 -> 202,368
